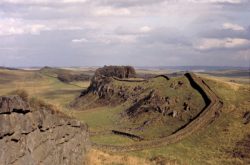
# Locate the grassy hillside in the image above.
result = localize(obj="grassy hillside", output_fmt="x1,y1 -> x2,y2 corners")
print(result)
70,75 -> 207,146
73,71 -> 250,165
126,76 -> 250,165
0,68 -> 249,165
0,68 -> 89,108
197,70 -> 250,84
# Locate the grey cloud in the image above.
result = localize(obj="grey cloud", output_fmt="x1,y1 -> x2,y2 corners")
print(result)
114,26 -> 139,35
94,0 -> 168,8
96,0 -> 250,8
0,2 -> 91,20
199,27 -> 250,39
137,27 -> 192,46
218,0 -> 250,10
0,0 -> 249,67
195,43 -> 250,53
114,26 -> 192,46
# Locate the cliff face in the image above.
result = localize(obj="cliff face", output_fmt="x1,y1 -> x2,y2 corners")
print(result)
0,96 -> 90,165
79,66 -> 136,98
94,66 -> 136,79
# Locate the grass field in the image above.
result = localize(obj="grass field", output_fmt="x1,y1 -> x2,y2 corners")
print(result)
0,68 -> 89,108
0,68 -> 249,165
70,75 -> 207,145
127,76 -> 250,165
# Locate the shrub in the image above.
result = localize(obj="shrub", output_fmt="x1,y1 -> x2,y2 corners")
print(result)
9,89 -> 29,102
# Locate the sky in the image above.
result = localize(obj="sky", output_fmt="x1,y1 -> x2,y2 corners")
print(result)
0,0 -> 250,67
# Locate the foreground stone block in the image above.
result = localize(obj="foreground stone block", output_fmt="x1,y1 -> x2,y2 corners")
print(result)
0,96 -> 90,165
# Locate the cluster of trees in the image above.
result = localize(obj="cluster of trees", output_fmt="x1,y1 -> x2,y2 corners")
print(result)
95,65 -> 136,78
57,73 -> 90,83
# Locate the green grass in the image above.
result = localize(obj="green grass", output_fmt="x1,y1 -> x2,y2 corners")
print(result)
66,75 -> 207,147
129,110 -> 249,165
198,73 -> 250,84
91,134 -> 135,146
47,71 -> 250,164
108,76 -> 206,137
71,106 -> 122,131
1,68 -> 249,165
68,103 -> 134,131
126,77 -> 250,165
67,75 -> 207,145
0,69 -> 89,109
112,76 -> 205,111
76,73 -> 249,165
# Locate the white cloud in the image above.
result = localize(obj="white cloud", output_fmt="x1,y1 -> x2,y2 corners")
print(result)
62,0 -> 87,3
115,26 -> 153,35
72,35 -> 136,44
72,38 -> 88,43
1,0 -> 88,4
0,18 -> 94,37
222,23 -> 245,31
29,24 -> 50,34
0,18 -> 50,36
188,0 -> 242,4
140,26 -> 152,33
195,38 -> 250,50
93,7 -> 131,16
97,35 -> 137,44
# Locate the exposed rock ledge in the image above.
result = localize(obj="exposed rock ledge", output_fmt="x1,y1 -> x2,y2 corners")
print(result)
0,96 -> 90,165
81,65 -> 136,96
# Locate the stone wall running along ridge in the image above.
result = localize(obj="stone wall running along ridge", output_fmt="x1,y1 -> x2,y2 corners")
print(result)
92,73 -> 223,152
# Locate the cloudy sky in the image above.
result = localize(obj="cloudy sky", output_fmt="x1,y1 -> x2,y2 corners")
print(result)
0,0 -> 249,67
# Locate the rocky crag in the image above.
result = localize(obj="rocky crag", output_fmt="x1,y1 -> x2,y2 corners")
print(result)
0,95 -> 90,165
72,66 -> 137,108
82,65 -> 136,95
92,73 -> 223,152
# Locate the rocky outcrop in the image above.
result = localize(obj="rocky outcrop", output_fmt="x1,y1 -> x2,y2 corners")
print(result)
71,66 -> 137,108
94,65 -> 136,79
125,90 -> 155,117
84,65 -> 136,95
92,73 -> 223,152
243,111 -> 250,125
0,96 -> 90,165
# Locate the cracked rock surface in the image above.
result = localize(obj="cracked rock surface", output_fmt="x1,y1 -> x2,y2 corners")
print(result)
0,96 -> 90,165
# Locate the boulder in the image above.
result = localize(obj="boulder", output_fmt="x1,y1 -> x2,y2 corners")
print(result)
0,96 -> 30,114
0,96 -> 90,165
243,111 -> 250,125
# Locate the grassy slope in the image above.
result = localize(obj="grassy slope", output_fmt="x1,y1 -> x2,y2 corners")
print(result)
197,72 -> 250,84
73,73 -> 250,165
113,76 -> 205,138
70,76 -> 206,146
1,68 -> 249,165
127,76 -> 250,165
84,70 -> 249,165
0,69 -> 89,108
